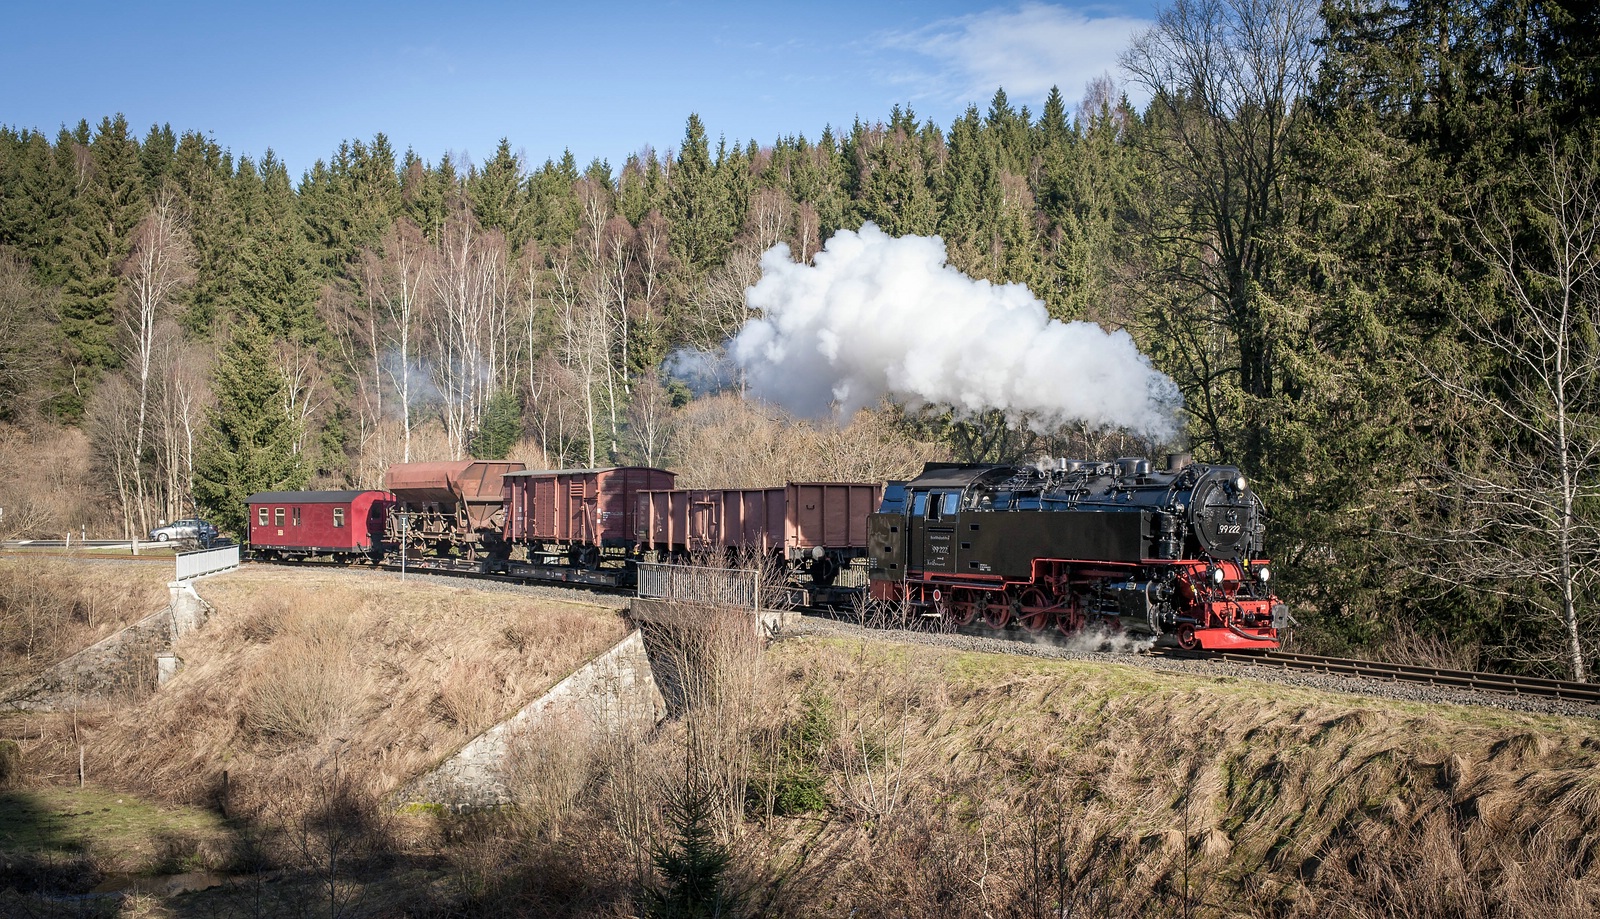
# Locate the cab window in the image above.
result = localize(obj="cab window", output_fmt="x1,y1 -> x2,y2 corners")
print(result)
942,493 -> 960,516
333,508 -> 345,528
257,507 -> 268,526
912,492 -> 929,516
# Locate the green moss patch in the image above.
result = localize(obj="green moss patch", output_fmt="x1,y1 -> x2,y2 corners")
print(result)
0,784 -> 233,875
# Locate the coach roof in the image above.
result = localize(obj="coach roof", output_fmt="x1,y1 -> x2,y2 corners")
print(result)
247,491 -> 383,504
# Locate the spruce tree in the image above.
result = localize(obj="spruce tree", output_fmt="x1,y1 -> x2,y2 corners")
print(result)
54,115 -> 147,420
525,151 -> 581,250
227,152 -> 324,343
469,138 -> 526,248
643,763 -> 735,919
193,318 -> 308,536
667,114 -> 738,275
469,388 -> 522,460
170,130 -> 234,332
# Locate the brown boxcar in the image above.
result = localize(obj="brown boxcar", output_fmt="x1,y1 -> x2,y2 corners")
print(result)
385,460 -> 525,556
501,467 -> 676,568
247,490 -> 392,560
636,483 -> 880,585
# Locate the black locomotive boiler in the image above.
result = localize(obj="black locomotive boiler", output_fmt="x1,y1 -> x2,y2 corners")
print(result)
866,455 -> 1287,649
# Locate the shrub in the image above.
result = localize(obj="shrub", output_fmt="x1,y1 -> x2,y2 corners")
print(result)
242,616 -> 365,744
0,738 -> 22,789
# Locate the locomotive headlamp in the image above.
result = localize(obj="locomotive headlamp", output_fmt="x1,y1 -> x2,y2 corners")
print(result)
1211,567 -> 1225,585
1256,567 -> 1271,583
1234,475 -> 1247,492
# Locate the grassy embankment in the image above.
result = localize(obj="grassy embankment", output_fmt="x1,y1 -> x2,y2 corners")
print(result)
2,563 -> 1598,917
0,566 -> 630,914
0,558 -> 173,693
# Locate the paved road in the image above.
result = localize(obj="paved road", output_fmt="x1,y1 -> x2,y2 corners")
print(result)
3,539 -> 140,549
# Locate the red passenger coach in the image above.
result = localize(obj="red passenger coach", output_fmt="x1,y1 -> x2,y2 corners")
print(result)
501,467 -> 676,568
247,490 -> 393,561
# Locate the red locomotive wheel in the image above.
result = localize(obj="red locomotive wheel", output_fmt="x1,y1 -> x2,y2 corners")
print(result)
950,593 -> 978,626
1054,603 -> 1086,637
1016,587 -> 1053,633
981,593 -> 1012,629
1176,624 -> 1200,651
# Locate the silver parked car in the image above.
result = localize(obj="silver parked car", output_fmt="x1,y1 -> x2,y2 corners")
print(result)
148,518 -> 218,546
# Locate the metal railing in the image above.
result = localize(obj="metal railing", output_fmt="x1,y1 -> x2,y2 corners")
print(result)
175,544 -> 240,581
636,562 -> 761,609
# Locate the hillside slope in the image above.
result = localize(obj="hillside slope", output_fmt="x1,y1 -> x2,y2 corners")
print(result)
22,567 -> 631,812
733,635 -> 1600,917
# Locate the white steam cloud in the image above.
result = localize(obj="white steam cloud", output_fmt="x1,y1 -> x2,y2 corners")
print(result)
725,223 -> 1182,440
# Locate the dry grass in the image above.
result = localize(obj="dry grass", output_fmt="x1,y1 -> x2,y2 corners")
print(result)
0,558 -> 173,694
18,567 -> 629,820
721,637 -> 1600,917
7,562 -> 1600,916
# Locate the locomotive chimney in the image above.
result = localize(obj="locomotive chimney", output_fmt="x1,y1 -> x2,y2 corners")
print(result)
1165,452 -> 1193,472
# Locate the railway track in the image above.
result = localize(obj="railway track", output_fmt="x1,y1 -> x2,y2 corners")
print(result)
1159,648 -> 1600,704
246,555 -> 1599,706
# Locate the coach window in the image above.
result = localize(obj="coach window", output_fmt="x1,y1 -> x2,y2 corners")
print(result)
333,508 -> 345,528
274,508 -> 284,527
257,507 -> 268,526
292,507 -> 301,526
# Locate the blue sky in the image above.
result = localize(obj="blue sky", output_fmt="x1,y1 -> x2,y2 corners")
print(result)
4,1 -> 1157,178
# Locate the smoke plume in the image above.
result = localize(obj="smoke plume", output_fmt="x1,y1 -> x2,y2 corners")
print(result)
726,223 -> 1182,439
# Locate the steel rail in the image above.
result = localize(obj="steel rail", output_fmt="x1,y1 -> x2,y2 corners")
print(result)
244,555 -> 1599,705
1163,649 -> 1600,703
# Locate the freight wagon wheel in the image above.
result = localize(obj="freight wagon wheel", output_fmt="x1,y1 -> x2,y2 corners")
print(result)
1015,587 -> 1054,633
810,555 -> 839,587
982,593 -> 1013,629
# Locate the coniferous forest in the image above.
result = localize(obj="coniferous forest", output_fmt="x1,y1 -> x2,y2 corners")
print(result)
2,0 -> 1598,680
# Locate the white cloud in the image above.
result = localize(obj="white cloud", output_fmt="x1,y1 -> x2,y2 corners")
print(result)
880,2 -> 1152,110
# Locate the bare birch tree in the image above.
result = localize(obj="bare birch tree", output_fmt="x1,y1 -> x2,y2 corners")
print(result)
86,377 -> 141,538
367,219 -> 432,462
549,248 -> 608,466
0,251 -> 49,421
152,328 -> 209,523
1419,142 -> 1600,682
118,189 -> 195,530
624,369 -> 678,468
429,214 -> 510,457
276,340 -> 327,460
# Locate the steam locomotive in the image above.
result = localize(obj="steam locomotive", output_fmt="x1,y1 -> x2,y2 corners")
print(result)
867,455 -> 1286,649
246,452 -> 1286,650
